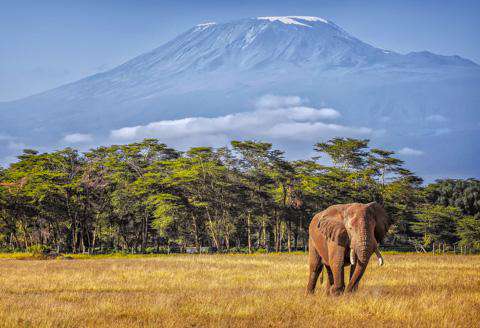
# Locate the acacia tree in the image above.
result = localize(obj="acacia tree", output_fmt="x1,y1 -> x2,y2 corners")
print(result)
315,138 -> 369,170
0,149 -> 86,252
266,150 -> 298,252
368,149 -> 404,187
231,141 -> 277,251
382,168 -> 423,245
457,215 -> 480,248
411,205 -> 461,247
0,137 -> 478,253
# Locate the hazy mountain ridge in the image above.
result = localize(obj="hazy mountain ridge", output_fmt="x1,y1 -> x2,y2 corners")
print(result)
26,17 -> 477,101
1,16 -> 479,179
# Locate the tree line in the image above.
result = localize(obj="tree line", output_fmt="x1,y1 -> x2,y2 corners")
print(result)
0,138 -> 479,254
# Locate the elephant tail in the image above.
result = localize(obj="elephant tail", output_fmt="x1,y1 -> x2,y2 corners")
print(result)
319,268 -> 323,284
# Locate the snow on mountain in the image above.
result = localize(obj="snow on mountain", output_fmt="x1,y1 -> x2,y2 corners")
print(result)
20,16 -> 473,104
0,16 -> 479,179
257,16 -> 329,26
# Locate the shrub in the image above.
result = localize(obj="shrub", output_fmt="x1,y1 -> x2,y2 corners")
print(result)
27,245 -> 51,256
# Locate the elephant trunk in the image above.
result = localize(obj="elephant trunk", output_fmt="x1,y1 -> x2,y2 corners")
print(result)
351,240 -> 382,266
356,247 -> 370,264
355,232 -> 371,264
347,238 -> 372,292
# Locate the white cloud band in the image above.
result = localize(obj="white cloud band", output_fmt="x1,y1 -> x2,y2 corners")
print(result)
63,133 -> 93,143
110,95 -> 372,146
398,147 -> 424,156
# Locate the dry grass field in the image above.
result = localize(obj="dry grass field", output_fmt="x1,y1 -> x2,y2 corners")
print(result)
0,253 -> 479,327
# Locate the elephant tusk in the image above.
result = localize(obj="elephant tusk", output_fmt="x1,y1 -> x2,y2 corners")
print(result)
375,247 -> 384,266
350,248 -> 356,265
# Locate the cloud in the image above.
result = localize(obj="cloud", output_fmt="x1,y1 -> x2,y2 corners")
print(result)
398,147 -> 424,156
426,114 -> 448,123
264,122 -> 370,139
63,133 -> 93,144
110,95 -> 372,146
254,94 -> 302,108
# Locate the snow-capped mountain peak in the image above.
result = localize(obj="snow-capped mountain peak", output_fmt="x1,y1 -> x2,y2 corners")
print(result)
5,15 -> 475,104
195,22 -> 217,31
197,22 -> 217,26
0,15 -> 479,180
257,16 -> 329,26
11,15 -> 475,103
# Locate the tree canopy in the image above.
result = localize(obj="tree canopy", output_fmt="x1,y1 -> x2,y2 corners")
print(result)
0,138 -> 478,253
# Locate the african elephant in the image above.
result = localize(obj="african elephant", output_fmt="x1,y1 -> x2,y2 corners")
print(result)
305,202 -> 391,295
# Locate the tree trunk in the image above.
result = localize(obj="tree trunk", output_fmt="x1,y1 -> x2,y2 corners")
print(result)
262,217 -> 268,252
91,227 -> 96,254
141,210 -> 148,253
192,214 -> 200,252
279,222 -> 284,252
86,226 -> 92,252
20,220 -> 29,249
71,217 -> 77,253
287,219 -> 292,253
206,211 -> 220,250
294,216 -> 299,251
79,229 -> 85,253
247,212 -> 252,253
274,213 -> 280,252
225,235 -> 230,251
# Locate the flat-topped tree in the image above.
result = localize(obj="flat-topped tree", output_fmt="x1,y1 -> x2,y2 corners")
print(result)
314,138 -> 369,171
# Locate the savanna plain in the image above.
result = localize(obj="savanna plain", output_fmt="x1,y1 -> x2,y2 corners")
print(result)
0,253 -> 478,327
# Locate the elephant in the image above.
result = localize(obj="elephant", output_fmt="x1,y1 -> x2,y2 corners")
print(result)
305,202 -> 391,296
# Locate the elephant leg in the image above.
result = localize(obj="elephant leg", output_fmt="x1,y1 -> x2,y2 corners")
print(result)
349,264 -> 358,291
305,240 -> 323,295
327,241 -> 346,296
325,266 -> 334,295
330,263 -> 345,296
346,262 -> 367,293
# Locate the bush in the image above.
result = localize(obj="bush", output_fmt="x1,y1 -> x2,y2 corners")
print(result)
144,246 -> 170,254
0,246 -> 23,253
27,245 -> 51,256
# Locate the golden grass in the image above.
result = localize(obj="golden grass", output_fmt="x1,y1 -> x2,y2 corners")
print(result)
0,253 -> 479,327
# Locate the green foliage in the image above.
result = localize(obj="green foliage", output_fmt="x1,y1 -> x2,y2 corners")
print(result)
0,137 -> 478,253
411,205 -> 462,246
425,179 -> 480,216
27,245 -> 51,256
314,138 -> 369,170
457,214 -> 480,248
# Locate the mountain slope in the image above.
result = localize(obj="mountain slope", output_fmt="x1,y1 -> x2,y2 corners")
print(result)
31,16 -> 477,100
1,16 -> 479,179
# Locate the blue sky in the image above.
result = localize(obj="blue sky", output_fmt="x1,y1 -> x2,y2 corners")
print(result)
1,0 -> 479,101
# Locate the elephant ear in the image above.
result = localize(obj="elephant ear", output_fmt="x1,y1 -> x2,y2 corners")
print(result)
367,202 -> 392,243
318,217 -> 348,247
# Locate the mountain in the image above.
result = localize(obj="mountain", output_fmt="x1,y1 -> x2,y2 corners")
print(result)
1,16 -> 479,179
